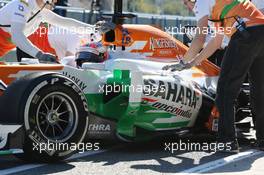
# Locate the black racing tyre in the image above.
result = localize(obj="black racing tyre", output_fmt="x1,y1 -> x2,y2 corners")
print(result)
1,73 -> 89,162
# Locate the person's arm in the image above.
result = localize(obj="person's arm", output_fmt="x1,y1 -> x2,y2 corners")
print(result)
11,23 -> 56,63
183,16 -> 208,62
190,33 -> 224,66
163,32 -> 224,71
10,2 -> 57,62
43,9 -> 95,32
11,22 -> 41,58
183,0 -> 212,62
10,1 -> 41,57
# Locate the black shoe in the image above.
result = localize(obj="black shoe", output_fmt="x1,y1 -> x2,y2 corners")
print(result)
216,140 -> 240,153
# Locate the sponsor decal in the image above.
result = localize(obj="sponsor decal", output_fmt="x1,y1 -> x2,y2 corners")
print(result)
18,4 -> 24,11
63,72 -> 87,91
158,50 -> 173,55
122,28 -> 132,45
144,79 -> 198,109
152,102 -> 192,118
150,37 -> 178,51
143,79 -> 202,119
87,115 -> 116,138
88,124 -> 111,132
14,12 -> 24,18
62,78 -> 89,111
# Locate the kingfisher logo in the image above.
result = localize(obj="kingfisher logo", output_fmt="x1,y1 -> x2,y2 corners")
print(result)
149,37 -> 178,51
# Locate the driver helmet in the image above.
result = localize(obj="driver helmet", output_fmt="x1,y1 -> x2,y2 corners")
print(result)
75,42 -> 108,68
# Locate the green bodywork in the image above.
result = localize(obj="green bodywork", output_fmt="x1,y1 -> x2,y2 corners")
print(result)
83,69 -> 190,140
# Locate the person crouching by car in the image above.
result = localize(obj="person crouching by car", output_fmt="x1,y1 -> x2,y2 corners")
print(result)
164,0 -> 264,153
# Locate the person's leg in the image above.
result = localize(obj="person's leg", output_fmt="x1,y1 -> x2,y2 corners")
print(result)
216,35 -> 257,143
249,57 -> 264,143
249,35 -> 264,148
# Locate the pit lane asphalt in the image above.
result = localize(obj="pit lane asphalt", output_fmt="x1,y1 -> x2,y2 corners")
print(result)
0,129 -> 262,175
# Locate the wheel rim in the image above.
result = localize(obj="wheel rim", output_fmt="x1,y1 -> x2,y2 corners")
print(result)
36,92 -> 79,142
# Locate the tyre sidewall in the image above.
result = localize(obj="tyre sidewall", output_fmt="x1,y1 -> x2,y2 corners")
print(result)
20,73 -> 89,161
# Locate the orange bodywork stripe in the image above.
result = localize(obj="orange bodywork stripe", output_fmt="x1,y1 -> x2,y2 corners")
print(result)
0,65 -> 63,85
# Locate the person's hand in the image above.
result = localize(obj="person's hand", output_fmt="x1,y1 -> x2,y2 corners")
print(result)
95,21 -> 116,34
36,51 -> 58,63
162,60 -> 194,72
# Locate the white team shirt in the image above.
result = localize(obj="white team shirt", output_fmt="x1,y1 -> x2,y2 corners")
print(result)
48,26 -> 82,60
252,0 -> 264,10
0,0 -> 42,35
48,26 -> 102,60
0,0 -> 94,57
193,0 -> 213,21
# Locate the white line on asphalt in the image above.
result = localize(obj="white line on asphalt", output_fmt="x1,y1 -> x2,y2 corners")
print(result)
67,149 -> 109,161
180,149 -> 263,174
0,149 -> 108,175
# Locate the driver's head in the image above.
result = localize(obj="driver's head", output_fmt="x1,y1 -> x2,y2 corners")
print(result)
182,0 -> 196,11
36,0 -> 57,9
75,42 -> 108,68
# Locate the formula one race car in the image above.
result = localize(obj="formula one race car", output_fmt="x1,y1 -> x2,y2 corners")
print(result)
0,0 -> 251,162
